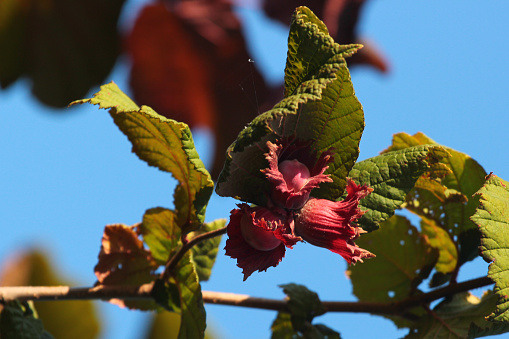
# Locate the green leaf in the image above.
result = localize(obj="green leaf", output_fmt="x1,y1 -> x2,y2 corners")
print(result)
274,284 -> 341,338
271,312 -> 341,339
284,6 -> 360,97
280,283 -> 325,327
0,301 -> 51,339
140,208 -> 181,264
216,6 -> 364,204
71,82 -> 214,233
471,174 -> 509,322
189,219 -> 226,281
348,215 -> 438,328
152,252 -> 206,339
271,312 -> 301,339
175,252 -> 206,339
348,145 -> 449,232
420,216 -> 458,274
386,132 -> 486,265
348,215 -> 438,302
405,292 -> 499,339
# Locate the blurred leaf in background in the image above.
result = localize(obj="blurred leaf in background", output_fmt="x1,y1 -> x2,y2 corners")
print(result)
0,250 -> 101,339
0,0 -> 125,106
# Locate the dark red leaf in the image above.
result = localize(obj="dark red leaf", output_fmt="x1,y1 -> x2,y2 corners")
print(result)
127,1 -> 270,179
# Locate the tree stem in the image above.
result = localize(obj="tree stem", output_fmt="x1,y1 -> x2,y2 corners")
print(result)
0,276 -> 493,317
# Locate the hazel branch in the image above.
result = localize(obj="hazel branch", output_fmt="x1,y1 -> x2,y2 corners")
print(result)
0,276 -> 493,317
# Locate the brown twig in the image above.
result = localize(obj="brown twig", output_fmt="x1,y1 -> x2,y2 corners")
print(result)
161,225 -> 228,281
0,276 -> 493,318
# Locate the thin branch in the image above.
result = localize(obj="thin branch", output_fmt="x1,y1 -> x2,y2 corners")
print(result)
161,226 -> 227,281
0,284 -> 153,302
0,276 -> 493,318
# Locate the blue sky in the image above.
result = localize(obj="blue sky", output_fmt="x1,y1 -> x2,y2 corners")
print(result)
1,1 -> 508,338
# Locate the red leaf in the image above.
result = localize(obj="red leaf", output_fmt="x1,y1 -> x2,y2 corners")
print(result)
94,224 -> 157,286
94,224 -> 159,310
126,1 -> 270,178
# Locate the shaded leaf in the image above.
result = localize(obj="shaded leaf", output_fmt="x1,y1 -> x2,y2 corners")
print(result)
94,224 -> 158,310
420,216 -> 458,274
271,312 -> 341,339
127,2 -> 269,179
263,0 -> 388,72
189,219 -> 226,281
0,251 -> 100,339
71,82 -> 214,233
151,279 -> 181,314
348,215 -> 438,328
273,284 -> 340,338
471,174 -> 509,322
280,283 -> 325,326
272,312 -> 299,339
175,252 -> 206,339
154,252 -> 206,339
0,0 -> 124,107
405,292 -> 499,339
0,301 -> 52,339
216,6 -> 364,204
385,132 -> 486,265
348,145 -> 449,232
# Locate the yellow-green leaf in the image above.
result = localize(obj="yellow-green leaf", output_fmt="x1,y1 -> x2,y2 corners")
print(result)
385,132 -> 486,265
471,174 -> 509,322
71,82 -> 214,233
420,216 -> 458,274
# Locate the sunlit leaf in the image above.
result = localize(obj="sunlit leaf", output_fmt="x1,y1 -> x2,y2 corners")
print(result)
0,0 -> 124,107
471,174 -> 509,322
95,224 -> 157,285
71,82 -> 214,233
405,292 -> 499,339
190,219 -> 226,282
420,216 -> 458,274
263,0 -> 388,72
216,6 -> 364,204
94,224 -> 158,310
385,132 -> 486,265
0,251 -> 100,339
348,215 -> 438,302
140,208 -> 181,265
348,145 -> 449,232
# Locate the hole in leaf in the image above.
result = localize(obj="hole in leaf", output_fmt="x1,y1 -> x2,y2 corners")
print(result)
388,291 -> 395,298
400,240 -> 405,246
